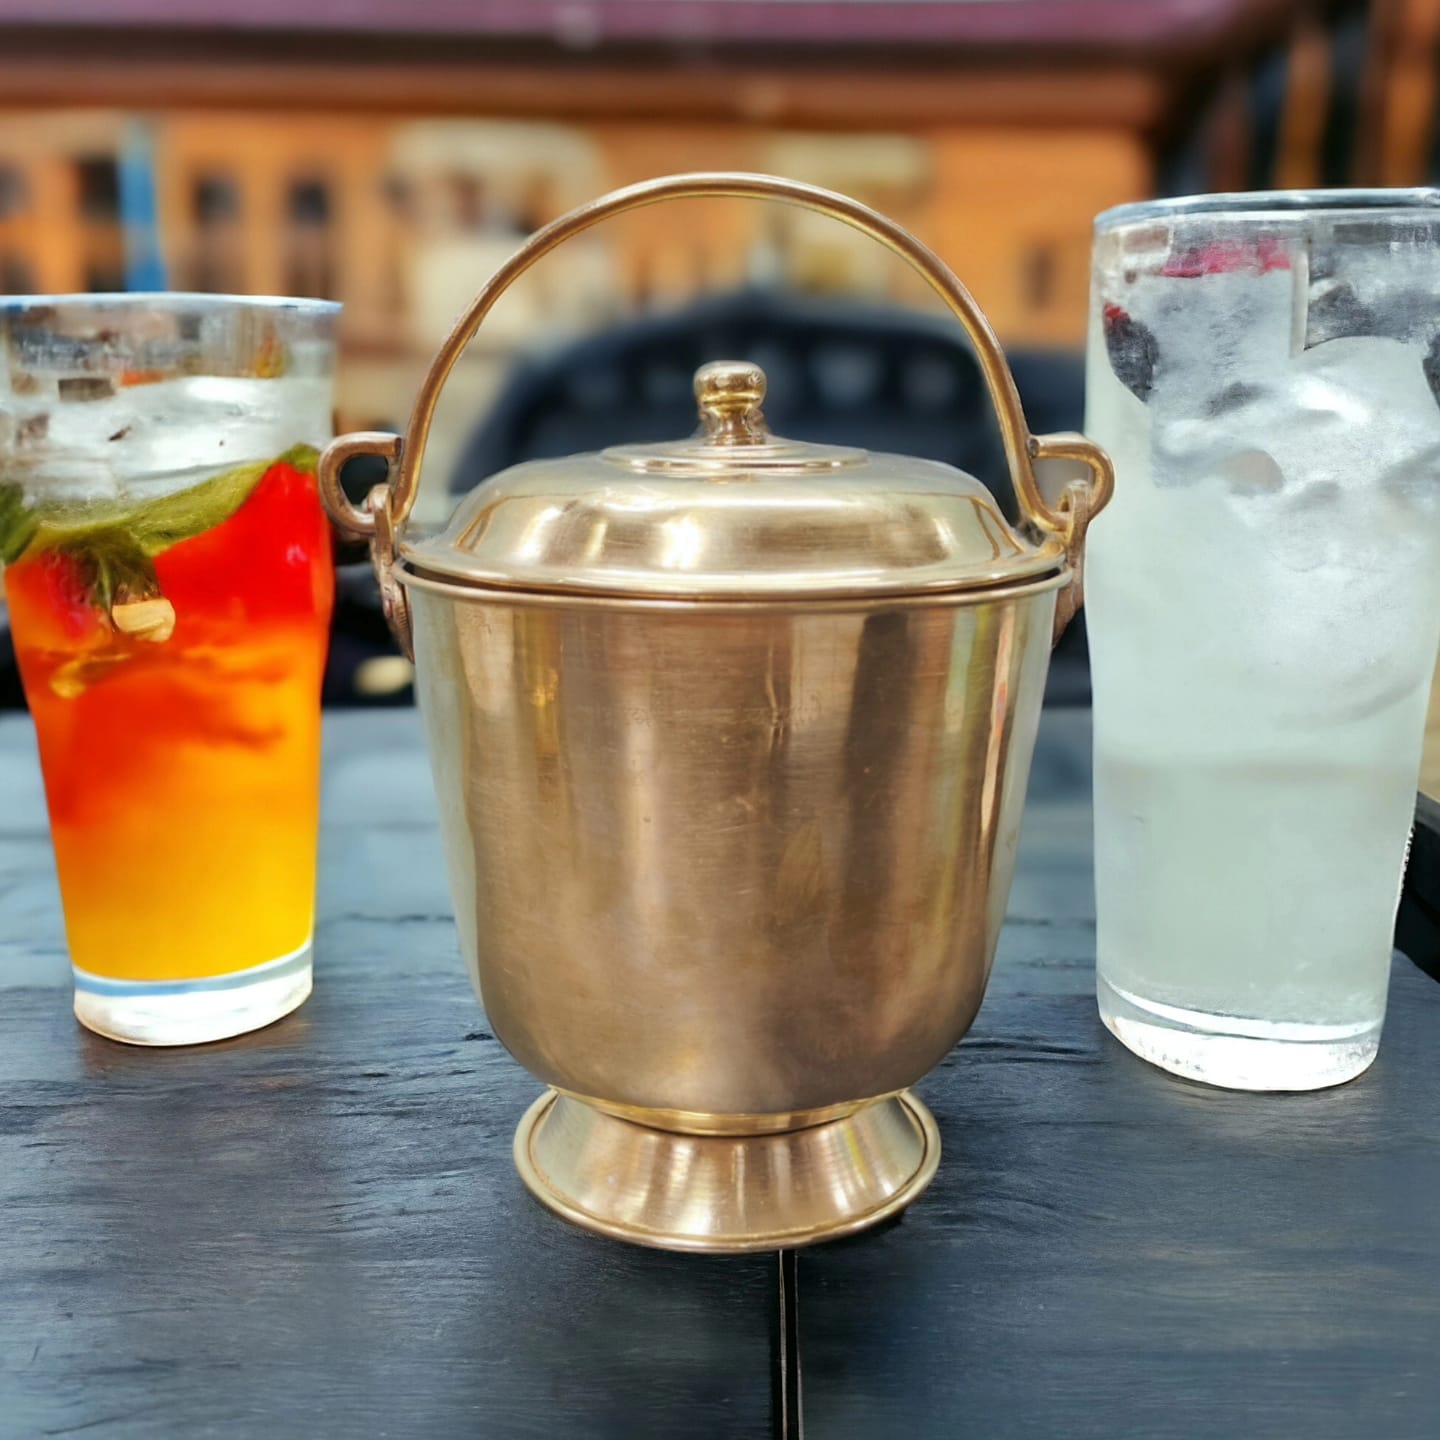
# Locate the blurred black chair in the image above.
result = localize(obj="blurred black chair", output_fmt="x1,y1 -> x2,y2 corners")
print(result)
450,287 -> 1092,704
0,620 -> 21,710
1398,792 -> 1440,983
323,562 -> 416,709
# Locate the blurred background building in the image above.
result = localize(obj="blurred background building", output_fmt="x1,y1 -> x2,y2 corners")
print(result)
3,0 -> 1439,750
0,0 -> 1402,520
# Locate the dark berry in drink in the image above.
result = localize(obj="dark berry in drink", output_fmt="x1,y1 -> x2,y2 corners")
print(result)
1103,303 -> 1159,402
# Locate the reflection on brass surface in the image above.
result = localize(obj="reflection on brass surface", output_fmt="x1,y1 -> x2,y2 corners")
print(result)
560,1089 -> 876,1137
413,580 -> 1054,1118
515,1089 -> 940,1252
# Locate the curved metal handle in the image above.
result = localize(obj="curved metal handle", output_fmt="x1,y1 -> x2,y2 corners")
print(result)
318,172 -> 1114,639
317,430 -> 414,657
1031,431 -> 1111,644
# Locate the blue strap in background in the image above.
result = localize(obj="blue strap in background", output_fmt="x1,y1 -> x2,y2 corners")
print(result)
118,119 -> 168,292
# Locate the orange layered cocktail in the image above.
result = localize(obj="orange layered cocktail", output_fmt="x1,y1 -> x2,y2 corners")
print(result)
0,296 -> 337,1044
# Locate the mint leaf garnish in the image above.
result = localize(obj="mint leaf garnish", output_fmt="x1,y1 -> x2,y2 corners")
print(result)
0,481 -> 38,566
2,441 -> 319,577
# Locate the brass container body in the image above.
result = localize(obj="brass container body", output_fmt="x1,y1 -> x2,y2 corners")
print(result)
409,575 -> 1058,1122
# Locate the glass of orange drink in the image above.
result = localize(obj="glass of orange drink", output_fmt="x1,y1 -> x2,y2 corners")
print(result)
0,295 -> 338,1044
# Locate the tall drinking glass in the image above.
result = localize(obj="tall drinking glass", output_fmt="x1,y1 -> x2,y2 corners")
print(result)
1086,192 -> 1440,1090
0,295 -> 338,1045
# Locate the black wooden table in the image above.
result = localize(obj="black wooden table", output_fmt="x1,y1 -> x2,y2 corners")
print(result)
3,709 -> 1439,1440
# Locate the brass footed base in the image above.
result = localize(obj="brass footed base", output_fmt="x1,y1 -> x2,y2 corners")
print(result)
514,1088 -> 940,1253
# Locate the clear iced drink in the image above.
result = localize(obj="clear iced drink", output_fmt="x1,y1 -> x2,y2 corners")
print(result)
0,296 -> 338,1044
1086,193 -> 1440,1090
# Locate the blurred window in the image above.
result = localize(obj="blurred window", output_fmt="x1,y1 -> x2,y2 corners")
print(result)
289,179 -> 331,227
447,172 -> 490,232
1247,45 -> 1287,190
0,164 -> 29,221
0,252 -> 35,292
1022,243 -> 1057,313
75,156 -> 120,221
285,176 -> 336,299
381,173 -> 413,219
514,177 -> 550,234
381,255 -> 405,316
190,173 -> 244,295
84,261 -> 124,292
379,175 -> 412,314
193,174 -> 241,226
1321,6 -> 1367,186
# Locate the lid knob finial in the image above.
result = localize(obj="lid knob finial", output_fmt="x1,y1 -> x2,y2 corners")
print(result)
695,360 -> 769,446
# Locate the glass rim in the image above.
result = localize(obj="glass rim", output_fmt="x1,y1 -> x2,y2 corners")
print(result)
1096,187 -> 1440,231
0,292 -> 341,315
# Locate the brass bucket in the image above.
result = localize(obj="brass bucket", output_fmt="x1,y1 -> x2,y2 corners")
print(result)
320,173 -> 1112,1252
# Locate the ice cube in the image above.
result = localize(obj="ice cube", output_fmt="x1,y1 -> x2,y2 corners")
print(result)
11,374 -> 332,502
1303,278 -> 1377,348
1306,220 -> 1440,347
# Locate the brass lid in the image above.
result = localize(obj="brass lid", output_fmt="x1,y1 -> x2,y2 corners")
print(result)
401,360 -> 1067,600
